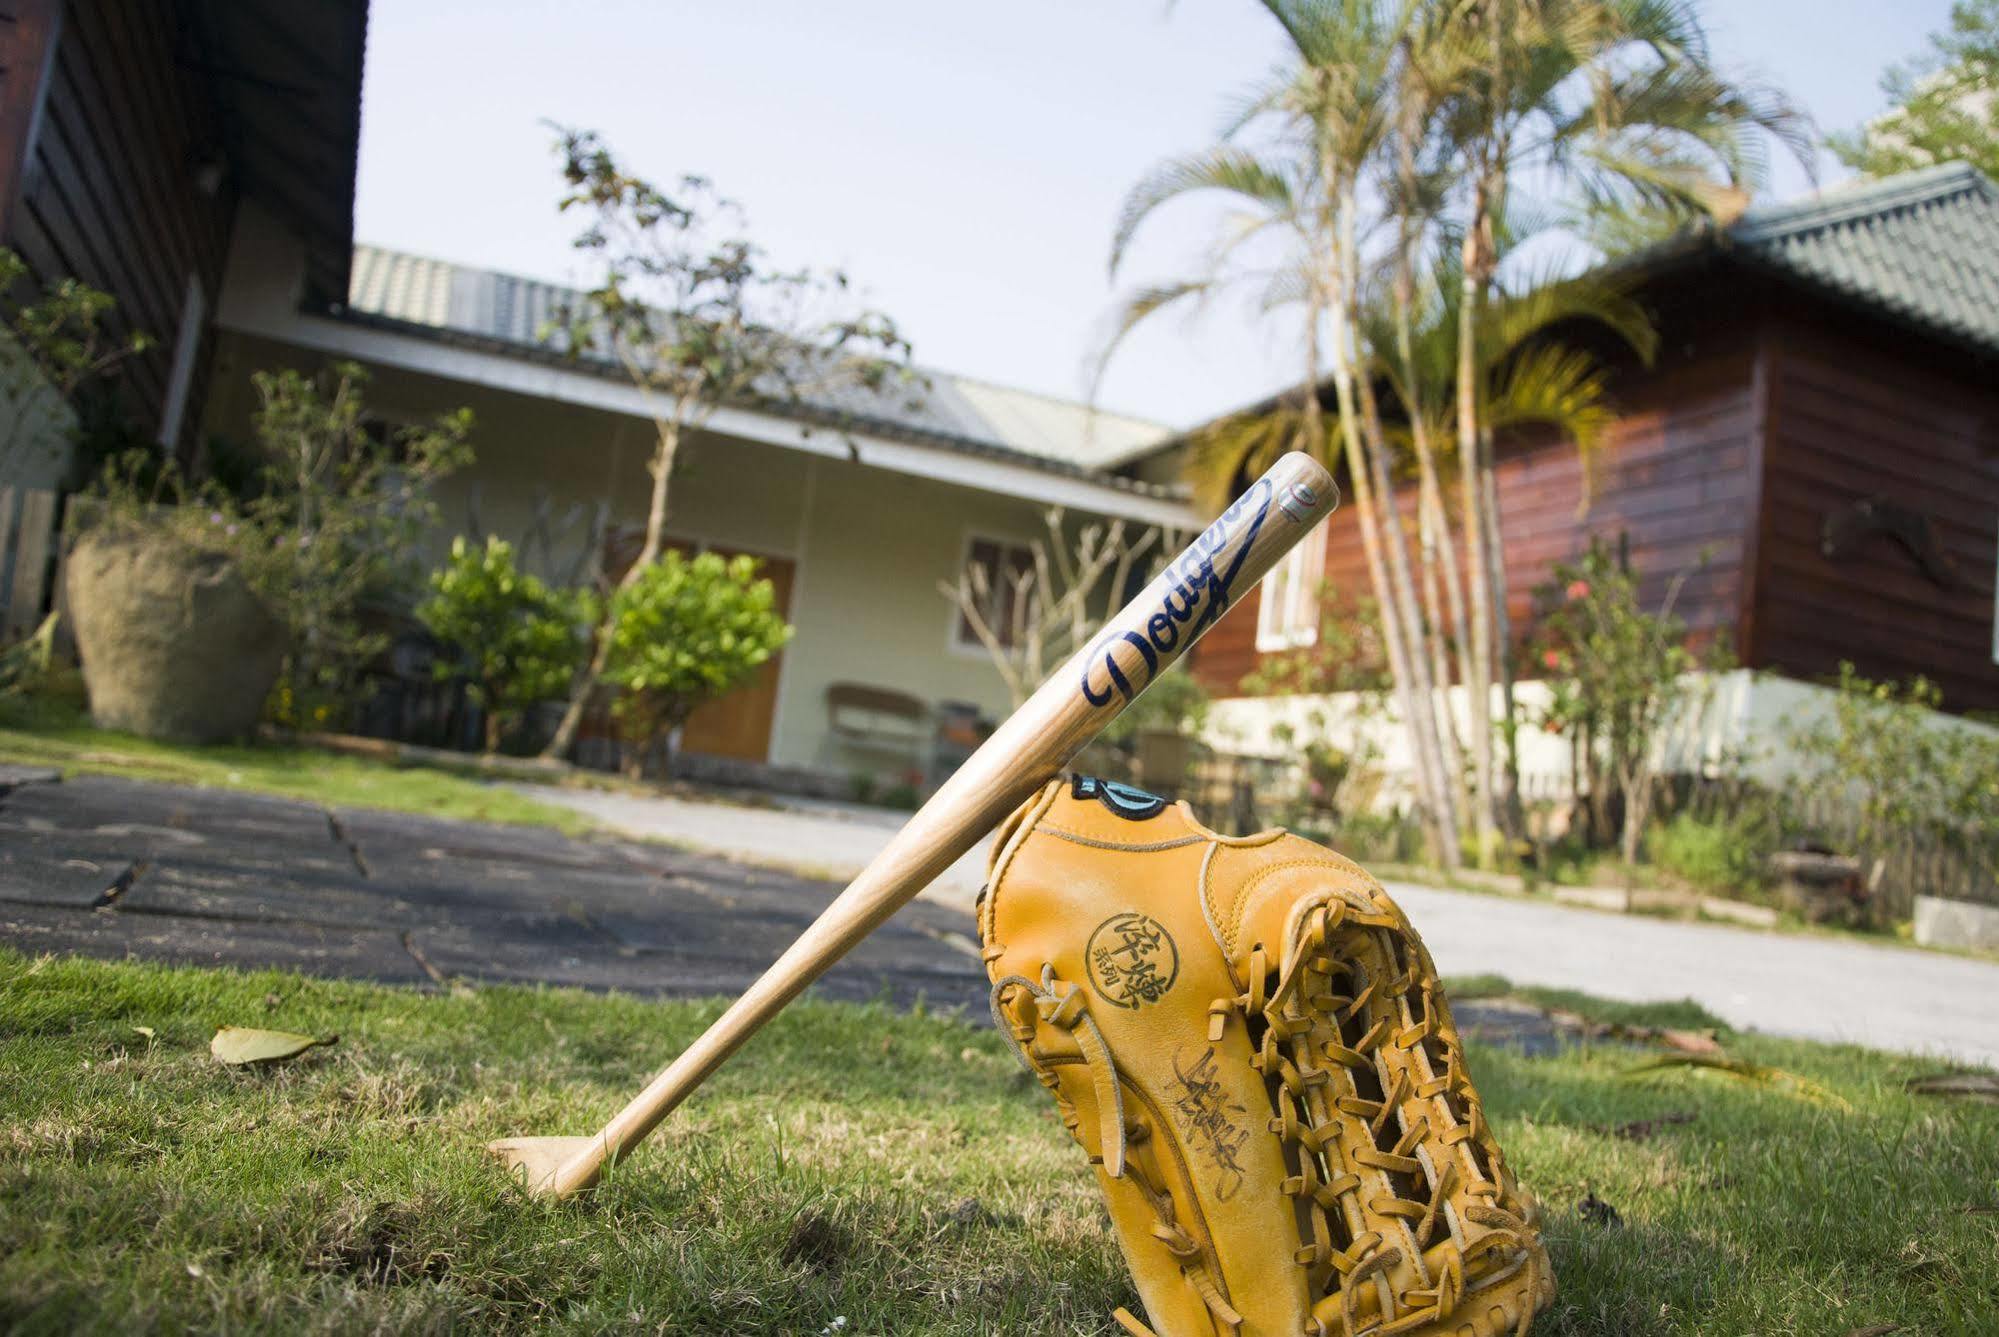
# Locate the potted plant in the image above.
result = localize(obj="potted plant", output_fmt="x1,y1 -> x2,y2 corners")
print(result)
67,362 -> 471,743
598,549 -> 792,779
65,498 -> 287,743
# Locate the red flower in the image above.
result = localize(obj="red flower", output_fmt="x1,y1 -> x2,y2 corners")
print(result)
1566,580 -> 1590,600
1542,649 -> 1561,670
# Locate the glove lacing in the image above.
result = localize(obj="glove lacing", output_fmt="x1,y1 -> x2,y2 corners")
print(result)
988,958 -> 1244,1337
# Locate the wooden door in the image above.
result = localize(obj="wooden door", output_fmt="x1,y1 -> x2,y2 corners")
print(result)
678,553 -> 794,762
591,532 -> 796,764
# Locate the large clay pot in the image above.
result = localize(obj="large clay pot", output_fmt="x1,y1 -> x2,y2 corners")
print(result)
66,527 -> 286,743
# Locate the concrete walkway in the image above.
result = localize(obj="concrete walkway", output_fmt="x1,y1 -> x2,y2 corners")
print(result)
515,784 -> 996,908
1388,884 -> 1999,1069
519,783 -> 1999,1069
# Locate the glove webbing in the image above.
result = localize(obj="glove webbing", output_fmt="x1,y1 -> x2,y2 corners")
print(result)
1221,894 -> 1537,1337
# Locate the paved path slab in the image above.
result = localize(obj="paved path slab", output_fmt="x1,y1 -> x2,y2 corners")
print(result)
0,774 -> 987,1009
1384,884 -> 1999,1069
0,773 -> 1566,1055
11,772 -> 1992,1065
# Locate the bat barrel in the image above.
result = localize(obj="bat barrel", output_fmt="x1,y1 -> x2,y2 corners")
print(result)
531,452 -> 1338,1197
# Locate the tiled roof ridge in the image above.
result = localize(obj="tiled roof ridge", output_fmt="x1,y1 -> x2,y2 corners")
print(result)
1730,161 -> 1997,243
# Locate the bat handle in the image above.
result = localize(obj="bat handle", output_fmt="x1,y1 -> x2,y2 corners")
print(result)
544,764 -> 1044,1196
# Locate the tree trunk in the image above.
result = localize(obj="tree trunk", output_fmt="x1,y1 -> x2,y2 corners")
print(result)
1325,195 -> 1458,866
540,418 -> 684,762
1456,203 -> 1499,867
1351,351 -> 1462,863
1481,419 -> 1526,837
1391,218 -> 1477,852
1416,489 -> 1471,831
1328,388 -> 1449,863
483,709 -> 504,755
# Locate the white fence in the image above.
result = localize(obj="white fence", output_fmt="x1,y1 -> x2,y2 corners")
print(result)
1203,669 -> 1999,803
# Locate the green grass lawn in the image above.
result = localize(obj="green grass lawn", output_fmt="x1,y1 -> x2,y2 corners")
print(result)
0,702 -> 591,834
2,950 -> 1993,1334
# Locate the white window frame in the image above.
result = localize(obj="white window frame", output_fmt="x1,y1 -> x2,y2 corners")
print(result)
1255,534 -> 1323,652
947,530 -> 1037,659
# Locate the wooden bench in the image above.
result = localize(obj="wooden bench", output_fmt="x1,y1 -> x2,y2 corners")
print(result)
825,682 -> 930,757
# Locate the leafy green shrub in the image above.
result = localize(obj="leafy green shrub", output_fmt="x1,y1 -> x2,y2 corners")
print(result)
0,614 -> 55,698
1783,663 -> 1999,905
1649,812 -> 1771,897
1328,809 -> 1425,865
601,551 -> 792,777
878,780 -> 921,810
241,364 -> 473,723
0,247 -> 153,486
418,537 -> 592,753
83,362 -> 474,730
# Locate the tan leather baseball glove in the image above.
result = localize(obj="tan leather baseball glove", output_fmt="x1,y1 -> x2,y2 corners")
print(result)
979,777 -> 1553,1337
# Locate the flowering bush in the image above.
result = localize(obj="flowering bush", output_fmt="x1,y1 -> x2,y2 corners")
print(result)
600,551 -> 792,777
1531,537 -> 1728,865
418,537 -> 593,752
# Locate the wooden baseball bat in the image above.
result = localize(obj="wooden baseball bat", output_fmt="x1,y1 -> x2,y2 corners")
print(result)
489,451 -> 1337,1198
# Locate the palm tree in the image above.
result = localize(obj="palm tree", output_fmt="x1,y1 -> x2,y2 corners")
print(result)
1102,0 -> 1807,868
1437,0 -> 1814,840
1106,0 -> 1469,866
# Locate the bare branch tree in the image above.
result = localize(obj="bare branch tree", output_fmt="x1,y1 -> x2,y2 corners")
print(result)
939,507 -> 1179,708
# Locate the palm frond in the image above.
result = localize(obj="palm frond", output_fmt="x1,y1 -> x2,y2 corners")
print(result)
1486,341 -> 1618,504
1088,279 -> 1226,406
1485,267 -> 1658,367
1182,402 -> 1326,515
1110,148 -> 1300,277
1625,1051 -> 1853,1112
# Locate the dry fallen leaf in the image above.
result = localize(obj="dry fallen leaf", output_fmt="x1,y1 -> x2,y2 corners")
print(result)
131,1026 -> 155,1041
210,1026 -> 337,1067
1659,1029 -> 1722,1056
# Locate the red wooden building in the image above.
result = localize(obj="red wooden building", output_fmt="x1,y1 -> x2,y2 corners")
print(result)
1164,164 -> 1999,715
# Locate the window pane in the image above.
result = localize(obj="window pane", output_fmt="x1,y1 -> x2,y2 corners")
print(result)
957,538 -> 1035,650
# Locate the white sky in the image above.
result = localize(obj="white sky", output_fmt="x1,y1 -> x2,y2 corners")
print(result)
354,0 -> 1952,431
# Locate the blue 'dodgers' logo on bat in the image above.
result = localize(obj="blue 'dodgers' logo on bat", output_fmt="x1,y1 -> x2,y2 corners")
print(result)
1079,476 -> 1287,708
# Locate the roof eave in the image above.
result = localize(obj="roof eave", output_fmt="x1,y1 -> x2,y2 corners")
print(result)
315,301 -> 1191,506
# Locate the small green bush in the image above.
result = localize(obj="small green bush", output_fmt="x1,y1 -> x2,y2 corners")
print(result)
1329,809 -> 1425,865
602,551 -> 792,777
1649,812 -> 1769,896
417,536 -> 592,753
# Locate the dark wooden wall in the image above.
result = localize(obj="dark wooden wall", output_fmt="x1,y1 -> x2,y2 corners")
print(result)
1190,307 -> 1765,696
1752,304 -> 1999,712
0,0 -> 235,457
